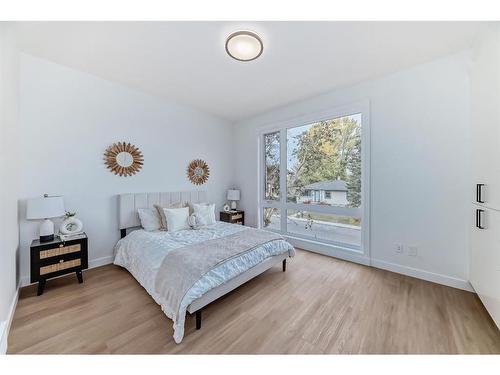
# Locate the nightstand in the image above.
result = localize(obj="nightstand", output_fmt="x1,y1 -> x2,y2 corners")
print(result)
220,210 -> 244,225
30,233 -> 88,295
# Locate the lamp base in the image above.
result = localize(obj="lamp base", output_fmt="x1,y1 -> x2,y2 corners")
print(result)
39,218 -> 55,242
231,201 -> 237,210
39,234 -> 55,242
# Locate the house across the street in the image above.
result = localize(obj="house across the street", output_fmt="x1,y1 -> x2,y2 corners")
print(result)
297,179 -> 348,206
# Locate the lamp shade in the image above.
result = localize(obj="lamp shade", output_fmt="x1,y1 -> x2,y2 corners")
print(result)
227,189 -> 240,201
26,196 -> 65,220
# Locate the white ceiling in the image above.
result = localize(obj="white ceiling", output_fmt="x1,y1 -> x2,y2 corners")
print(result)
14,21 -> 485,122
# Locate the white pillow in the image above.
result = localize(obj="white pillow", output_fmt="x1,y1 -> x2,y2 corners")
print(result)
163,206 -> 190,232
137,208 -> 162,231
154,202 -> 184,230
193,203 -> 216,225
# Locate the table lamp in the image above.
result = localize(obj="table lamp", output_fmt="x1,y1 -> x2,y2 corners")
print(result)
227,189 -> 240,210
27,195 -> 65,242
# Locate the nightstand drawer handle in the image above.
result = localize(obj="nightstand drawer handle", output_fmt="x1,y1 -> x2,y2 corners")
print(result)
59,259 -> 64,263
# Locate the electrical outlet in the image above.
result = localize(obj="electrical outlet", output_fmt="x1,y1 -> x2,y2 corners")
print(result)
395,244 -> 404,253
408,246 -> 418,256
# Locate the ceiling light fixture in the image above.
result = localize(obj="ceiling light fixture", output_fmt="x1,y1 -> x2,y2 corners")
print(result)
225,31 -> 263,62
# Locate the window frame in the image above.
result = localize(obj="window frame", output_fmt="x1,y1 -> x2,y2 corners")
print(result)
257,100 -> 370,258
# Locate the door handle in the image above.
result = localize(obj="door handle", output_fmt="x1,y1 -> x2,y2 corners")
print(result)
476,209 -> 485,229
476,184 -> 485,203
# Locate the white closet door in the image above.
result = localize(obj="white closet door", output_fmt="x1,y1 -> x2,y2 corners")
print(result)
470,26 -> 500,210
470,206 -> 500,328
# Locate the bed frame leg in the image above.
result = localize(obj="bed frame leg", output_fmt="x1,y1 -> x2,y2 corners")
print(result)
282,259 -> 286,272
196,310 -> 202,330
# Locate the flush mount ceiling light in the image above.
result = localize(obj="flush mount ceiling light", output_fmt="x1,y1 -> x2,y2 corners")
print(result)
225,31 -> 263,62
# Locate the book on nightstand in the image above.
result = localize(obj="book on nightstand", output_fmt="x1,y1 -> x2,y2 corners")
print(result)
58,232 -> 86,241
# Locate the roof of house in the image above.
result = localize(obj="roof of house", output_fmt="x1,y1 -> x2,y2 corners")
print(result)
304,179 -> 348,192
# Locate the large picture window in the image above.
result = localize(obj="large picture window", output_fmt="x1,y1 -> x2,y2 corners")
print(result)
260,105 -> 368,254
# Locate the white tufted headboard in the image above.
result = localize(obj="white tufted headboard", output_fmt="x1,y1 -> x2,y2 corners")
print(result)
118,191 -> 207,231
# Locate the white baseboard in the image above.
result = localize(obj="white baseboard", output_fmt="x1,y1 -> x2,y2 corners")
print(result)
289,236 -> 472,292
371,258 -> 473,292
19,255 -> 114,287
88,255 -> 114,269
0,287 -> 20,354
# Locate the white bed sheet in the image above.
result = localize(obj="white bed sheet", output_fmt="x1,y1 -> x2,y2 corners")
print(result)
113,221 -> 294,343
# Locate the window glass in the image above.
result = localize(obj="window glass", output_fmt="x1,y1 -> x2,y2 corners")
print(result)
264,132 -> 280,201
287,114 -> 362,208
263,207 -> 280,231
287,209 -> 361,247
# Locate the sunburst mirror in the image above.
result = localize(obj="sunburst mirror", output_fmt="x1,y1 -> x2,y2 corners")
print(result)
187,159 -> 210,185
104,142 -> 144,177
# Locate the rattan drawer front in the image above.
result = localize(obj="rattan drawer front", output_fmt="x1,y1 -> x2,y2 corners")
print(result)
40,259 -> 81,275
231,214 -> 243,220
40,244 -> 81,259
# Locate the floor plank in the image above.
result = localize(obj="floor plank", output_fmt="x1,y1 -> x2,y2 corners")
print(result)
7,250 -> 500,354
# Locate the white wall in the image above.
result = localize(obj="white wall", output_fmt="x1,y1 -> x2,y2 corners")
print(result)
233,52 -> 472,289
0,23 -> 20,352
18,54 -> 234,285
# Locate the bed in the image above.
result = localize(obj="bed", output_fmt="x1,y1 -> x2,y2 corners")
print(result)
113,191 -> 295,343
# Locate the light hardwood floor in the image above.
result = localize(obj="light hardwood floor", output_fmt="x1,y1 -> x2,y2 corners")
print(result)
8,250 -> 500,354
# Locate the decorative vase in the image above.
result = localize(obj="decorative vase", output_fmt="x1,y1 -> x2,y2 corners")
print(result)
60,213 -> 83,235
